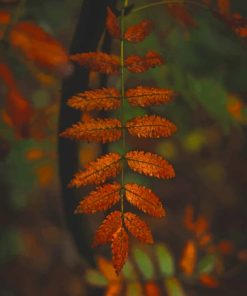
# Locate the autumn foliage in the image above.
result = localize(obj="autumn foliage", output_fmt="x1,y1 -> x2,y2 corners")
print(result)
61,6 -> 176,274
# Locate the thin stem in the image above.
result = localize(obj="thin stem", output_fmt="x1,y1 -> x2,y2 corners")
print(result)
131,0 -> 209,14
120,0 -> 127,221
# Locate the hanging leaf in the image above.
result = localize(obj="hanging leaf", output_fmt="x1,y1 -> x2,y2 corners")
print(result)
125,151 -> 175,179
126,86 -> 175,107
111,226 -> 129,274
125,51 -> 164,73
124,19 -> 153,43
67,88 -> 121,111
92,211 -> 122,247
179,240 -> 197,276
70,52 -> 120,74
126,115 -> 177,139
75,183 -> 121,214
124,212 -> 153,243
69,153 -> 121,188
125,183 -> 165,217
155,244 -> 175,277
106,7 -> 120,39
60,118 -> 122,143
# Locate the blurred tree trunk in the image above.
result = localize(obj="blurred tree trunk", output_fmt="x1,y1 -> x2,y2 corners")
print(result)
58,0 -> 116,266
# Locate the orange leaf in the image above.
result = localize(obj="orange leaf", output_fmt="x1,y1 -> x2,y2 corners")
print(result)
70,52 -> 120,74
167,4 -> 197,28
97,256 -> 121,282
10,21 -> 69,71
111,226 -> 129,274
144,281 -> 161,296
180,240 -> 197,276
199,275 -> 219,288
124,212 -> 153,244
75,183 -> 121,214
60,118 -> 122,143
69,153 -> 121,188
106,7 -> 120,39
126,86 -> 175,107
125,150 -> 175,179
217,0 -> 230,16
125,51 -> 164,73
126,115 -> 177,138
67,88 -> 120,111
97,257 -> 122,295
125,183 -> 165,217
124,19 -> 153,43
92,211 -> 122,247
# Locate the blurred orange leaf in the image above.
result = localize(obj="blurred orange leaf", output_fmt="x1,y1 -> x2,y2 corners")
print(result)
36,164 -> 54,187
217,0 -> 230,16
217,240 -> 234,255
9,21 -> 69,71
166,4 -> 197,28
180,240 -> 197,276
199,274 -> 219,288
25,148 -> 44,161
144,281 -> 161,296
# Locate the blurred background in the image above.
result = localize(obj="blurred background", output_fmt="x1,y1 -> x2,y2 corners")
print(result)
0,0 -> 246,295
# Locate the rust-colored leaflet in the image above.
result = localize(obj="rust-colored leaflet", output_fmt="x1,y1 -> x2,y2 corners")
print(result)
126,86 -> 175,107
125,183 -> 165,217
70,52 -> 120,74
124,212 -> 153,243
92,211 -> 122,247
125,51 -> 164,73
111,226 -> 129,275
124,19 -> 153,43
75,183 -> 121,214
125,151 -> 175,179
60,118 -> 122,143
69,153 -> 121,187
67,88 -> 121,111
126,115 -> 177,138
106,7 -> 120,39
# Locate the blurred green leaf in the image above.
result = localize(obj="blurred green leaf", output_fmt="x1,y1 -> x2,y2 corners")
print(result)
122,260 -> 137,281
84,269 -> 107,287
155,244 -> 175,277
198,254 -> 217,275
132,247 -> 154,280
165,277 -> 186,296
